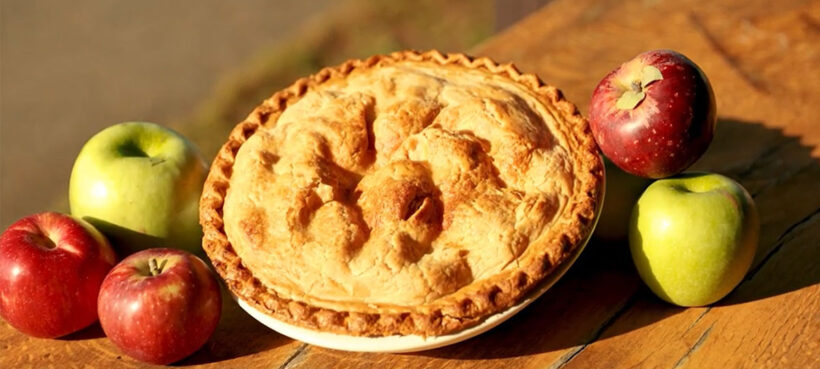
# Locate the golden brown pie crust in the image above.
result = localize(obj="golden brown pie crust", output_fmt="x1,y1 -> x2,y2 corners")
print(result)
200,50 -> 604,336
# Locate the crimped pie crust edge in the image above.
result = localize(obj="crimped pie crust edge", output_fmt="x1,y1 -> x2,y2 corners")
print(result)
199,50 -> 604,337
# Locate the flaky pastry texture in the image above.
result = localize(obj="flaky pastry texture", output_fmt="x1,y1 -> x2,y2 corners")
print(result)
200,50 -> 603,336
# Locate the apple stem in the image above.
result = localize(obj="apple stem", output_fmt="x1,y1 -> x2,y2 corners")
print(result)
631,80 -> 642,92
149,258 -> 162,276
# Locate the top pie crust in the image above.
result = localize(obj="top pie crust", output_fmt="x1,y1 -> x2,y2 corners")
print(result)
200,50 -> 603,336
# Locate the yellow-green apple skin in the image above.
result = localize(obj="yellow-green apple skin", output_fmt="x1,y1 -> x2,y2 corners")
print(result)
69,122 -> 208,255
629,173 -> 759,306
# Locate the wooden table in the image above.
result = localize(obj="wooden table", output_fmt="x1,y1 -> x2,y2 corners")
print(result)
2,0 -> 818,367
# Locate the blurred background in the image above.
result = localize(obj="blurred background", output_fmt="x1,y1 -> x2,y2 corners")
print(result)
0,0 -> 549,228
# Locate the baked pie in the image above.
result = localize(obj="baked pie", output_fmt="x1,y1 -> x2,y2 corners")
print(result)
200,50 -> 604,336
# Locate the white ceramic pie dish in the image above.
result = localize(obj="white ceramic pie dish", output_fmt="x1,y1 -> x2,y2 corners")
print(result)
235,208 -> 600,353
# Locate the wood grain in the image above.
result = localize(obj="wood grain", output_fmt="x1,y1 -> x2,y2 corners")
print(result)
1,0 -> 817,367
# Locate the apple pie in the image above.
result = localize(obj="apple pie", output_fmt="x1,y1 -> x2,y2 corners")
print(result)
200,50 -> 604,336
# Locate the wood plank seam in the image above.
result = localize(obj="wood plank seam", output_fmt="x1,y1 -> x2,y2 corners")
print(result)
546,203 -> 819,369
683,307 -> 712,334
672,324 -> 714,369
734,138 -> 793,180
547,166 -> 818,368
277,343 -> 308,369
688,12 -> 769,94
606,205 -> 819,368
549,292 -> 643,369
750,162 -> 817,198
648,204 -> 819,368
744,208 -> 820,283
547,345 -> 584,369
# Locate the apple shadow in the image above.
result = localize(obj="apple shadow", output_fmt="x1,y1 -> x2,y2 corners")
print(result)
176,284 -> 295,365
81,217 -> 169,257
60,322 -> 106,341
83,216 -> 211,261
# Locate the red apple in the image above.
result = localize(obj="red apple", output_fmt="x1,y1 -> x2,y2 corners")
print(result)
589,49 -> 716,178
0,212 -> 116,338
98,248 -> 221,365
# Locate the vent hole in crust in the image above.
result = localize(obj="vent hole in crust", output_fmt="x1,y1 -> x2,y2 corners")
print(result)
403,194 -> 427,221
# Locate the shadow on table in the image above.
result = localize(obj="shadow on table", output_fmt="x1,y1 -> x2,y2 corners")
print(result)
179,285 -> 294,365
702,119 -> 820,306
61,322 -> 106,341
415,118 -> 819,360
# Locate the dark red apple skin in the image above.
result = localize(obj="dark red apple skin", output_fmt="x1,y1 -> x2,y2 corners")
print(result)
589,49 -> 716,178
98,248 -> 221,365
0,212 -> 116,338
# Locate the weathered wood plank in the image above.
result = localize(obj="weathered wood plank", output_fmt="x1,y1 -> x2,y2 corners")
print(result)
0,288 -> 304,368
562,165 -> 820,369
1,0 -> 816,367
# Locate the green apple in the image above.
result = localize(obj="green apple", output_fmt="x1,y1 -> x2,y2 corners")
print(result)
629,173 -> 759,306
69,122 -> 208,255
